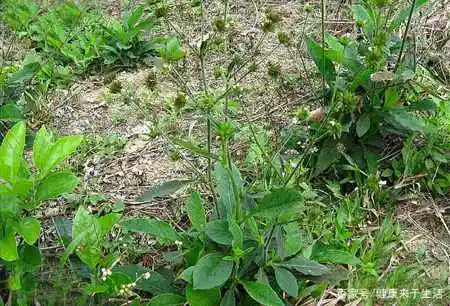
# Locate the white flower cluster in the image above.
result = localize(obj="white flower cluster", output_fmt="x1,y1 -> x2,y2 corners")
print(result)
100,268 -> 112,281
119,283 -> 136,296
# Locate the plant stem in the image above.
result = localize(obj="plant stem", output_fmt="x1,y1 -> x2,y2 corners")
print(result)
394,0 -> 417,72
321,0 -> 327,106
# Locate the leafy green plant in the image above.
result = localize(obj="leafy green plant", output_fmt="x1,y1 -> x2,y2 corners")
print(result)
289,0 -> 444,185
0,121 -> 82,301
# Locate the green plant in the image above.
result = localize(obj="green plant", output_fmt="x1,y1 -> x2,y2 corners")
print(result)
101,6 -> 155,67
285,0 -> 446,190
0,121 -> 82,302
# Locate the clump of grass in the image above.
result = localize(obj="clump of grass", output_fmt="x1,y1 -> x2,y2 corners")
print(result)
109,80 -> 122,94
146,71 -> 157,90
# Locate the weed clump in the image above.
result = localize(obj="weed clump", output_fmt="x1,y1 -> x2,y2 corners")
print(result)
109,80 -> 122,94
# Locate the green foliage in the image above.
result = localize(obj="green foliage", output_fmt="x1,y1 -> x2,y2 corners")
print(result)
0,121 -> 82,294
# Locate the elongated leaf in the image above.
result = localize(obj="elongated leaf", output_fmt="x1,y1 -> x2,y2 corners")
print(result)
228,217 -> 243,250
72,206 -> 102,268
172,138 -> 216,159
0,227 -> 18,261
205,220 -> 233,245
356,114 -> 371,137
98,213 -> 121,236
35,170 -> 79,202
311,245 -> 361,266
17,217 -> 40,245
274,266 -> 298,297
386,108 -> 426,132
250,187 -> 302,218
0,104 -> 24,121
122,218 -> 179,242
214,163 -> 239,218
192,253 -> 234,290
307,38 -> 336,84
314,138 -> 340,175
33,126 -> 52,171
186,285 -> 221,306
136,179 -> 191,203
39,135 -> 83,177
273,255 -> 329,276
187,192 -> 206,231
0,121 -> 26,183
148,294 -> 185,306
241,281 -> 284,306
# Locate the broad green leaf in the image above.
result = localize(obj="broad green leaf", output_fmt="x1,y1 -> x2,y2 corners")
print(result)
98,213 -> 121,236
273,255 -> 329,276
158,38 -> 186,62
284,222 -> 301,257
35,170 -> 79,202
356,114 -> 371,137
314,138 -> 340,175
187,192 -> 206,231
136,180 -> 191,203
387,108 -> 426,132
18,217 -> 40,245
352,4 -> 374,38
311,245 -> 361,266
186,285 -> 221,306
0,227 -> 18,261
205,220 -> 233,245
122,218 -> 179,242
214,162 -> 243,219
325,35 -> 345,64
385,87 -> 400,108
179,266 -> 195,283
0,104 -> 24,121
274,266 -> 298,297
192,253 -> 234,290
20,244 -> 42,269
220,288 -> 236,306
250,187 -> 302,218
148,293 -> 185,306
33,126 -> 52,170
39,135 -> 83,177
72,206 -> 102,268
241,281 -> 284,306
0,121 -> 26,183
409,99 -> 437,112
307,38 -> 336,84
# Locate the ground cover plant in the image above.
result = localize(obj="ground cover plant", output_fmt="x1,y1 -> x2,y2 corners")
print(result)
0,0 -> 449,305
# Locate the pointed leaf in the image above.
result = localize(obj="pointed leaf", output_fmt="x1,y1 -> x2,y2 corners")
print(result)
33,126 -> 52,170
205,220 -> 233,245
187,192 -> 206,231
18,217 -> 40,245
307,38 -> 336,84
220,288 -> 236,306
193,253 -> 234,290
35,170 -> 79,202
356,114 -> 371,137
0,121 -> 26,183
241,281 -> 284,306
121,218 -> 179,242
311,245 -> 361,266
39,135 -> 83,177
314,138 -> 340,175
274,266 -> 298,297
136,180 -> 191,203
250,187 -> 302,218
273,255 -> 329,276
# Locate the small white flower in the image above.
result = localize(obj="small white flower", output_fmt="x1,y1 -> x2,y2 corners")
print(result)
122,243 -> 127,247
379,180 -> 387,187
175,240 -> 183,247
101,276 -> 107,281
119,289 -> 125,295
143,272 -> 151,280
87,206 -> 93,213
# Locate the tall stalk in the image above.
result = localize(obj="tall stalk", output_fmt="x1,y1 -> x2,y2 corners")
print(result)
320,0 -> 327,106
394,0 -> 417,72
